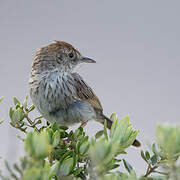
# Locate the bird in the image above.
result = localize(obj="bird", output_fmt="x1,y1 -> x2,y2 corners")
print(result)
29,41 -> 140,147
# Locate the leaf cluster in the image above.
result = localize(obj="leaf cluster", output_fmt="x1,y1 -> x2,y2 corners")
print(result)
1,97 -> 180,180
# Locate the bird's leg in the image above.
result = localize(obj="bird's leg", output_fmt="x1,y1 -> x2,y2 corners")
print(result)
80,121 -> 88,128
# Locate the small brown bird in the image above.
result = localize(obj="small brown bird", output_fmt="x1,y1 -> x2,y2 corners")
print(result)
29,41 -> 140,147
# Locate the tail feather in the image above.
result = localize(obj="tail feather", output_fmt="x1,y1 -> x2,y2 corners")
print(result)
100,114 -> 141,147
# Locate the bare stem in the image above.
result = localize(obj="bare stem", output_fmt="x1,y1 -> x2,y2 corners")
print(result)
153,170 -> 168,176
25,113 -> 39,132
144,165 -> 158,177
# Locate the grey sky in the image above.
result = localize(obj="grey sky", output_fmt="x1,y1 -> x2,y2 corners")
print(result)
0,0 -> 180,175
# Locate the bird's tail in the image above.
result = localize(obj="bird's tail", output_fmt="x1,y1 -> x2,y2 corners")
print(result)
100,114 -> 141,147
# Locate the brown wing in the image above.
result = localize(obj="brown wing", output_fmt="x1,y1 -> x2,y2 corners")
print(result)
72,73 -> 103,112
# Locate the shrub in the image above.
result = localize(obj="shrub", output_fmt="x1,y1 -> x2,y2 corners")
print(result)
0,96 -> 180,180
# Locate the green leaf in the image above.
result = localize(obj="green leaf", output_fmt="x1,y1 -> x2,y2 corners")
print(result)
141,151 -> 148,163
104,120 -> 108,140
110,114 -> 118,138
13,97 -> 20,105
9,107 -> 14,120
123,159 -> 133,173
23,95 -> 28,110
0,120 -> 3,124
111,115 -> 139,150
111,115 -> 130,142
51,122 -> 59,132
10,107 -> 25,127
95,130 -> 104,139
59,151 -> 74,164
45,128 -> 54,143
79,141 -> 90,155
25,131 -> 52,159
28,105 -> 35,113
48,161 -> 60,179
151,155 -> 157,165
52,130 -> 60,148
73,167 -> 84,176
152,142 -> 159,157
59,158 -> 74,176
0,97 -> 3,103
156,124 -> 180,159
12,108 -> 25,122
145,151 -> 150,160
110,113 -> 118,122
109,163 -> 120,171
22,166 -> 43,180
74,127 -> 84,138
59,126 -> 68,130
51,148 -> 68,159
59,131 -> 68,138
90,139 -> 119,170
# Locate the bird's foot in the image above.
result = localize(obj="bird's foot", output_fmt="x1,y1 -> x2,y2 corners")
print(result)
80,121 -> 88,128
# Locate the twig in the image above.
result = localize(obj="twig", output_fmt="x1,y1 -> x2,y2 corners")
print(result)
24,114 -> 39,132
144,165 -> 158,177
153,170 -> 168,176
145,164 -> 151,176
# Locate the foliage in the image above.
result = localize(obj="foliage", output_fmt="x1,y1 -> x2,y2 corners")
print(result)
1,96 -> 180,179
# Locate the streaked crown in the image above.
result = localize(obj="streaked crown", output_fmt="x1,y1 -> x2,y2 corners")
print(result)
32,41 -> 96,74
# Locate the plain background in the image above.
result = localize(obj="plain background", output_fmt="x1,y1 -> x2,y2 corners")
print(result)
0,0 -> 180,175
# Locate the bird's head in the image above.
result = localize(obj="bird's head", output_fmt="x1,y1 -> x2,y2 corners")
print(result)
32,41 -> 96,74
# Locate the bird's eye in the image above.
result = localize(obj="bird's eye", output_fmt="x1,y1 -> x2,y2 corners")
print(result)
68,52 -> 74,59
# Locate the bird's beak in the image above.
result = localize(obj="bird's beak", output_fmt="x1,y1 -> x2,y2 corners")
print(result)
81,57 -> 96,63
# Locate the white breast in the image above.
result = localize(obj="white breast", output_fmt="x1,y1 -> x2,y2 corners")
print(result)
29,70 -> 77,116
